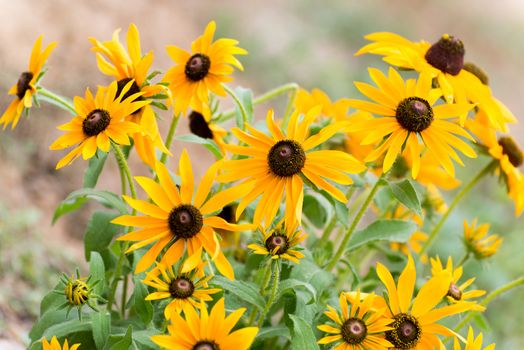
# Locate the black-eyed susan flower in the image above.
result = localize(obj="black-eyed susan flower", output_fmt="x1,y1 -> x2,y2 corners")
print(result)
376,256 -> 476,349
42,336 -> 80,350
57,271 -> 102,319
294,87 -> 351,121
430,256 -> 486,310
347,67 -> 476,178
188,110 -> 228,154
151,298 -> 258,350
218,107 -> 366,226
89,23 -> 171,167
49,80 -> 148,169
466,117 -> 524,216
0,36 -> 57,129
356,32 -> 515,131
248,219 -> 306,264
452,327 -> 495,350
463,219 -> 502,259
143,260 -> 221,319
163,21 -> 247,117
318,291 -> 393,350
112,150 -> 252,278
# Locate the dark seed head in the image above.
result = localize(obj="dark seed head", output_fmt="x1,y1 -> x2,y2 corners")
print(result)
425,34 -> 465,76
341,318 -> 368,345
168,204 -> 203,239
192,341 -> 219,350
396,97 -> 434,132
217,205 -> 235,224
265,233 -> 289,255
463,62 -> 489,85
267,140 -> 306,177
185,54 -> 211,82
385,313 -> 421,349
498,136 -> 523,167
169,277 -> 195,299
116,78 -> 143,115
82,109 -> 111,137
16,72 -> 34,99
189,111 -> 214,139
447,283 -> 463,301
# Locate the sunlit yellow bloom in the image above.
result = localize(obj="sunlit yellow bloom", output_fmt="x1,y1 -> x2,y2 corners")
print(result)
49,80 -> 147,169
430,256 -> 486,311
112,150 -> 252,277
248,219 -> 306,264
465,117 -> 524,216
163,21 -> 247,117
295,87 -> 351,121
219,107 -> 366,226
356,32 -> 515,131
451,327 -> 495,350
463,219 -> 502,259
89,23 -> 170,167
42,336 -> 80,350
376,256 -> 476,349
1,36 -> 57,129
318,291 -> 393,349
344,111 -> 378,164
151,298 -> 258,350
143,260 -> 221,319
347,67 -> 476,178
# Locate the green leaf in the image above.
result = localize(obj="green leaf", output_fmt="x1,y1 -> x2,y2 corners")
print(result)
347,219 -> 416,251
42,318 -> 92,339
303,194 -> 330,229
89,251 -> 106,295
83,150 -> 108,188
289,314 -> 321,350
388,179 -> 422,216
212,276 -> 265,311
333,198 -> 350,227
39,283 -> 64,316
132,278 -> 153,326
92,311 -> 110,350
175,134 -> 223,159
85,212 -> 121,261
110,325 -> 133,350
53,189 -> 128,224
133,329 -> 161,349
255,325 -> 290,341
277,279 -> 317,303
234,87 -> 254,129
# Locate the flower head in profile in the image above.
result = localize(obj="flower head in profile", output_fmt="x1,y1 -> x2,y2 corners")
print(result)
463,219 -> 502,259
151,298 -> 258,350
248,219 -> 306,264
49,80 -> 148,169
1,36 -> 57,129
356,32 -> 515,131
430,256 -> 486,310
218,107 -> 366,226
89,23 -> 171,167
295,87 -> 351,121
376,256 -> 476,349
42,336 -> 80,350
163,21 -> 247,116
318,291 -> 393,350
347,67 -> 476,178
451,327 -> 495,350
143,260 -> 221,319
112,150 -> 252,278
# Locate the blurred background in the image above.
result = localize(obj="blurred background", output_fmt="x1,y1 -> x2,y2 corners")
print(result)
0,0 -> 523,348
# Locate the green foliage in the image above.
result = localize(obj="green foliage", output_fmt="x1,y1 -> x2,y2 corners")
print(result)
347,219 -> 417,251
84,212 -> 121,261
212,275 -> 266,311
175,134 -> 223,159
387,179 -> 423,216
289,314 -> 321,350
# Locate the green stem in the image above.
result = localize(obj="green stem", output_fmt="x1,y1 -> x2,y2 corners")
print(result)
326,174 -> 384,270
320,186 -> 357,242
257,260 -> 281,327
419,160 -> 496,255
247,263 -> 272,325
120,273 -> 128,317
223,85 -> 249,130
38,87 -> 76,115
454,276 -> 524,332
456,252 -> 471,267
160,113 -> 180,165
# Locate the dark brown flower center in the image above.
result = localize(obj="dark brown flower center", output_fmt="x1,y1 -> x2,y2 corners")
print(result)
189,111 -> 214,139
82,109 -> 111,137
265,233 -> 289,255
185,54 -> 211,82
192,341 -> 219,350
386,313 -> 421,349
498,136 -> 523,167
447,283 -> 462,301
341,317 -> 368,345
425,34 -> 465,76
267,140 -> 306,177
169,277 -> 195,299
396,97 -> 434,132
16,71 -> 34,99
116,78 -> 144,115
168,204 -> 203,239
463,62 -> 489,85
218,205 -> 235,224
